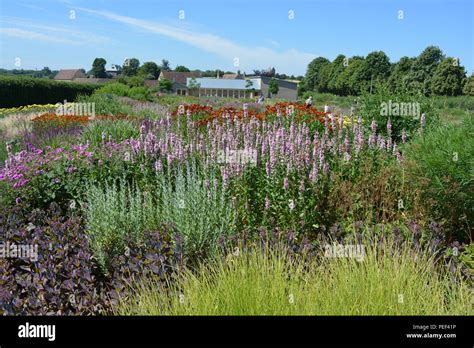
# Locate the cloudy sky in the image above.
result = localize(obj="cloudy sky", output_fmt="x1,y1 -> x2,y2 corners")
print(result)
0,0 -> 472,75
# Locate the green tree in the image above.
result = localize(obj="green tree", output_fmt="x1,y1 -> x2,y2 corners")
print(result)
138,62 -> 160,79
304,57 -> 330,92
158,78 -> 173,92
387,56 -> 415,93
463,74 -> 474,96
409,46 -> 444,95
175,65 -> 190,72
336,56 -> 367,95
161,59 -> 171,71
364,51 -> 391,93
90,58 -> 107,78
327,54 -> 346,94
431,58 -> 466,96
122,58 -> 140,76
268,78 -> 279,97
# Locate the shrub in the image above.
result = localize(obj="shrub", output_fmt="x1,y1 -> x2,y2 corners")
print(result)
84,180 -> 160,272
94,83 -> 130,97
116,236 -> 472,315
127,87 -> 151,101
0,76 -> 99,108
403,117 -> 474,242
0,204 -> 107,315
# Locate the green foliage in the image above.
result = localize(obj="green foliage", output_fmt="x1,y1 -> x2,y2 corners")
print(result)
0,76 -> 99,107
116,238 -> 472,315
80,119 -> 140,147
268,78 -> 279,97
463,75 -> 474,96
122,58 -> 140,76
403,117 -> 474,242
128,86 -> 151,101
85,180 -> 160,271
175,65 -> 190,72
138,62 -> 160,79
157,163 -> 236,259
358,82 -> 439,139
95,82 -> 130,97
158,79 -> 173,92
431,58 -> 466,96
90,58 -> 107,78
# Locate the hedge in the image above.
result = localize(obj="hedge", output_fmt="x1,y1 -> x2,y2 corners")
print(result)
0,76 -> 100,107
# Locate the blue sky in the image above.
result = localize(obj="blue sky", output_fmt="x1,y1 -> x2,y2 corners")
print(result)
0,0 -> 472,75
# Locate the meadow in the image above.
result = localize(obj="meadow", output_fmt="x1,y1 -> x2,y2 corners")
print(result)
0,88 -> 472,315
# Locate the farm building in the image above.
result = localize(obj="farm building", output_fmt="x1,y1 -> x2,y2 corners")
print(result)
185,76 -> 298,100
54,69 -> 87,81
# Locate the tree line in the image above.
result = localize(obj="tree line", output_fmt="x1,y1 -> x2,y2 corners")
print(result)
299,46 -> 474,96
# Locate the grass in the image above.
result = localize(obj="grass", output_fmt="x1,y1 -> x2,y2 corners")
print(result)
116,237 -> 473,315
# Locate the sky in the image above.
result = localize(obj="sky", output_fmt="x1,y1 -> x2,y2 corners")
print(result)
0,0 -> 473,76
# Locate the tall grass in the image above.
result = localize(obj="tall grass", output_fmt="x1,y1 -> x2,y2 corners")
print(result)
80,119 -> 140,147
116,238 -> 472,315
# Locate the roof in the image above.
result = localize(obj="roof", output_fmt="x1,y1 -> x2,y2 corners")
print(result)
159,71 -> 201,84
222,73 -> 243,79
54,69 -> 86,80
72,78 -> 111,84
258,76 -> 298,90
187,78 -> 261,90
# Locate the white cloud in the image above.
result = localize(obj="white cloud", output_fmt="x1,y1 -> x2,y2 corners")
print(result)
0,28 -> 77,44
1,17 -> 111,45
76,7 -> 316,74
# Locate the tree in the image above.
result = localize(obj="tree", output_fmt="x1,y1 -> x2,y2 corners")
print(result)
138,62 -> 160,79
387,56 -> 415,93
335,56 -> 367,95
304,57 -> 330,92
158,78 -> 173,92
364,51 -> 391,92
175,65 -> 190,72
463,74 -> 474,96
122,58 -> 140,76
431,58 -> 466,96
161,59 -> 171,71
409,46 -> 444,94
327,54 -> 346,94
90,58 -> 107,78
268,78 -> 279,97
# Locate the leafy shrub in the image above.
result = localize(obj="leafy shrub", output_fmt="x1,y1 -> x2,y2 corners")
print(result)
0,76 -> 99,108
403,117 -> 474,242
0,204 -> 107,315
84,180 -> 160,272
94,83 -> 130,97
157,163 -> 237,260
358,82 -> 439,140
127,87 -> 151,101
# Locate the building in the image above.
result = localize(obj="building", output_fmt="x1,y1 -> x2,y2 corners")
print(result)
185,76 -> 298,100
157,71 -> 202,95
54,69 -> 87,81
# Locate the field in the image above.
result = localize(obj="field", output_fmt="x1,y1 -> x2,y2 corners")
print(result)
0,91 -> 473,315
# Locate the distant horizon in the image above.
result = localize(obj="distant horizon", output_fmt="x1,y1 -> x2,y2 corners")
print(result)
1,0 -> 473,76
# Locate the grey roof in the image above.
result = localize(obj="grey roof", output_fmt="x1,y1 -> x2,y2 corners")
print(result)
187,78 -> 261,90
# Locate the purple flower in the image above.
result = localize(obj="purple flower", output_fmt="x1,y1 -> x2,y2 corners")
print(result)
15,197 -> 21,205
264,196 -> 270,211
283,177 -> 289,190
